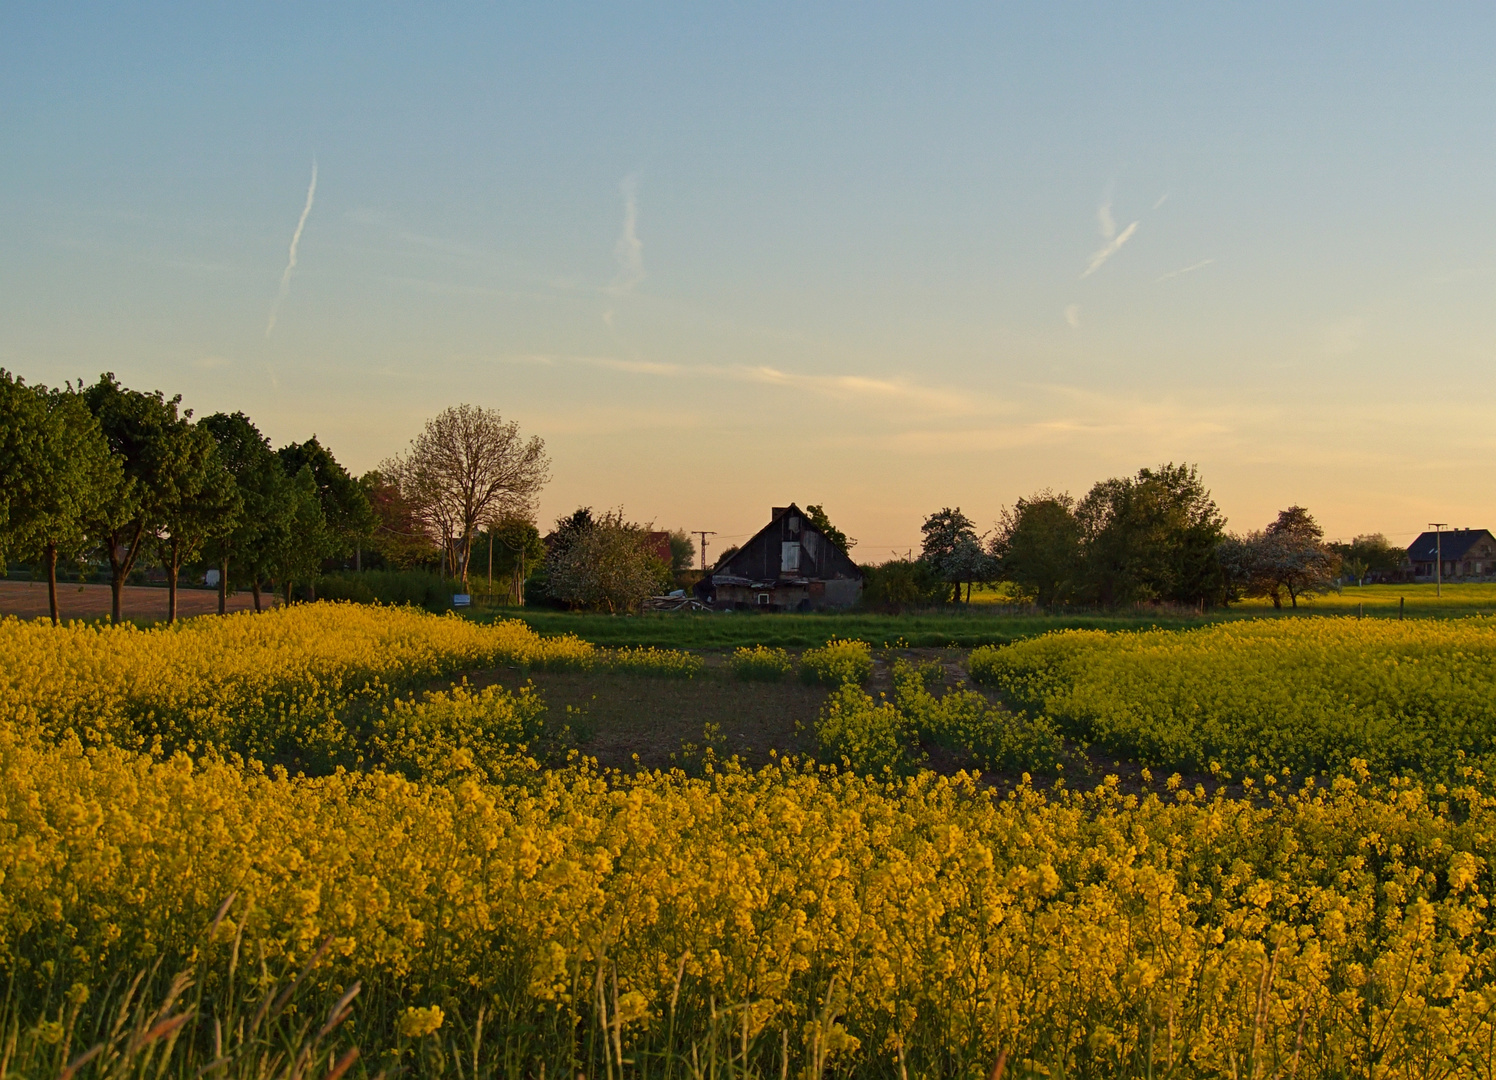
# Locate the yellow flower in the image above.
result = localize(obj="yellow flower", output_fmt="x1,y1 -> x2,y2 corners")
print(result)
398,1005 -> 444,1039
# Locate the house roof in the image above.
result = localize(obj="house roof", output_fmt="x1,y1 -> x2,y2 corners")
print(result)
711,503 -> 863,583
1406,529 -> 1495,562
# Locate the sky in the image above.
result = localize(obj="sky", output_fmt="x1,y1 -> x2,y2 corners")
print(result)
3,2 -> 1494,560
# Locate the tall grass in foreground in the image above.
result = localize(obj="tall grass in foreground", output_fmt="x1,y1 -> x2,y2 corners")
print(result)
1,900 -> 369,1080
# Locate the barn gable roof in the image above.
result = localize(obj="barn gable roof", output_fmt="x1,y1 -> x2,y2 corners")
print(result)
712,503 -> 862,585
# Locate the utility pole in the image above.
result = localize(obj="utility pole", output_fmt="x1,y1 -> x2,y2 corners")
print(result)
693,531 -> 718,571
1430,523 -> 1447,597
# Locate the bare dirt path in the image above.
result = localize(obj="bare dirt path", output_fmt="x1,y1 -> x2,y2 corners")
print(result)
0,580 -> 275,621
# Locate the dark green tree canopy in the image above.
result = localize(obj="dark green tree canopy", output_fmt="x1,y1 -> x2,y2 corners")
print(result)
0,374 -> 118,607
0,369 -> 55,565
547,507 -> 595,566
201,412 -> 295,593
992,492 -> 1082,608
82,373 -> 208,622
278,437 -> 374,558
667,529 -> 696,572
1332,533 -> 1403,585
1076,463 -> 1227,607
153,420 -> 241,620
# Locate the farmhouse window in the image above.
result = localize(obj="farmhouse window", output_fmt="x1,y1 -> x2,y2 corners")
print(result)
757,593 -> 770,606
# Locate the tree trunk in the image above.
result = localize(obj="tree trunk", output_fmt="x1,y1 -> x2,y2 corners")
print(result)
106,525 -> 146,625
1271,590 -> 1282,610
283,579 -> 292,607
166,538 -> 179,625
218,557 -> 228,615
252,581 -> 262,612
44,543 -> 59,626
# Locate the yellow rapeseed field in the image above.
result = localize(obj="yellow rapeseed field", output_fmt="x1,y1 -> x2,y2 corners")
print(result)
3,606 -> 1496,1078
970,617 -> 1496,782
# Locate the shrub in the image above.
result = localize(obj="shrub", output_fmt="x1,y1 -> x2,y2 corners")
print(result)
801,638 -> 874,685
815,682 -> 915,774
891,660 -> 1065,775
606,646 -> 704,679
729,645 -> 795,681
816,659 -> 1066,778
316,569 -> 452,611
858,559 -> 946,611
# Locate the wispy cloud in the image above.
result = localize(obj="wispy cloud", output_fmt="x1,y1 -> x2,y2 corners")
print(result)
1156,258 -> 1215,283
1064,303 -> 1081,329
1081,193 -> 1138,278
591,357 -> 682,376
266,161 -> 318,337
607,173 -> 644,296
560,355 -> 998,417
1152,191 -> 1170,210
739,366 -> 986,415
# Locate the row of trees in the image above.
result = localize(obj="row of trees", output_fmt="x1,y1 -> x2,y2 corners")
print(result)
871,464 -> 1383,611
0,369 -> 551,623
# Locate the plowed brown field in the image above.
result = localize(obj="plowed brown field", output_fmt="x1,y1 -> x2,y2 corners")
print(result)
0,580 -> 274,621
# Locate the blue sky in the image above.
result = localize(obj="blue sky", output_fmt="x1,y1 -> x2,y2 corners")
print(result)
3,3 -> 1493,556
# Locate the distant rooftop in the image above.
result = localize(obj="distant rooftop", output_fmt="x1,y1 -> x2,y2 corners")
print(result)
1406,529 -> 1494,562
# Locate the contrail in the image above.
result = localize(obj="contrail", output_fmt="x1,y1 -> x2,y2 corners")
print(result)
607,173 -> 644,296
266,161 -> 318,337
1082,220 -> 1137,278
1156,258 -> 1215,282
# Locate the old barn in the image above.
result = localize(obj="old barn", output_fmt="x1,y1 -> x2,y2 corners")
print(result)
696,504 -> 863,610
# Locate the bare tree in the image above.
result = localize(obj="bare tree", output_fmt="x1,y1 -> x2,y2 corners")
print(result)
383,405 -> 549,590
